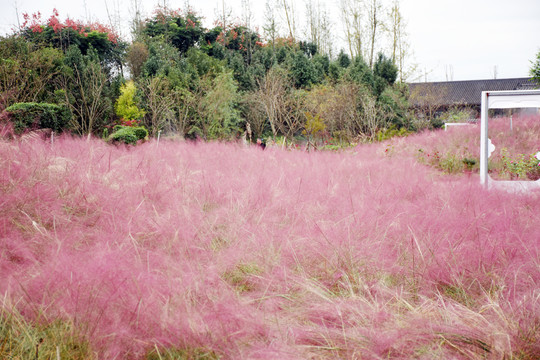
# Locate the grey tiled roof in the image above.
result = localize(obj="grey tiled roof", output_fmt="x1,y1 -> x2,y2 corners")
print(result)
408,78 -> 539,107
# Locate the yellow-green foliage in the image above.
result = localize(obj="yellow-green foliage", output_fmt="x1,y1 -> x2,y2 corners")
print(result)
303,112 -> 326,137
376,125 -> 410,142
115,80 -> 146,121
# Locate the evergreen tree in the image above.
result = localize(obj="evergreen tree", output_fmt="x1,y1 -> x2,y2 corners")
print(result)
337,49 -> 351,68
531,50 -> 540,85
290,51 -> 317,88
373,52 -> 398,97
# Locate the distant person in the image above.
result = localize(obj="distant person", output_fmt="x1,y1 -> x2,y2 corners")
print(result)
246,122 -> 252,143
257,138 -> 266,150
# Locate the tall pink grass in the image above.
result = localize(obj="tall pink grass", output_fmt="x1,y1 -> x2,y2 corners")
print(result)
0,134 -> 538,358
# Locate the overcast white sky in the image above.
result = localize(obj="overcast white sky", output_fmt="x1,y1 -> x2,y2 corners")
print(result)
1,0 -> 539,82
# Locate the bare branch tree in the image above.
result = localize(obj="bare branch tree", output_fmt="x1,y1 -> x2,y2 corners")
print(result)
340,0 -> 364,59
366,0 -> 383,68
278,89 -> 305,147
409,83 -> 449,122
104,0 -> 123,38
157,86 -> 196,137
13,0 -> 21,31
256,66 -> 289,138
263,0 -> 279,50
305,0 -> 333,56
280,0 -> 296,40
129,0 -> 144,40
359,88 -> 381,140
306,0 -> 318,48
388,1 -> 401,64
60,53 -> 111,137
141,77 -> 175,136
242,92 -> 267,140
215,0 -> 233,29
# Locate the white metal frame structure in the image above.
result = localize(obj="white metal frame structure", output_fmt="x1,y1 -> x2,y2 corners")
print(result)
480,89 -> 540,192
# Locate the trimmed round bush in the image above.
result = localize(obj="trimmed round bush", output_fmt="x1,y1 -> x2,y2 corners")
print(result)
110,125 -> 148,145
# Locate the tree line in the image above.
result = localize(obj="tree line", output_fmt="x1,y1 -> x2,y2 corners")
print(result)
0,3 -> 416,146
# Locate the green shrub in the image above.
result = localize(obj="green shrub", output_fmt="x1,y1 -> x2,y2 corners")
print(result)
376,126 -> 410,142
133,126 -> 149,140
462,157 -> 477,171
438,153 -> 462,173
416,149 -> 479,174
110,125 -> 148,145
4,102 -> 71,134
110,127 -> 138,145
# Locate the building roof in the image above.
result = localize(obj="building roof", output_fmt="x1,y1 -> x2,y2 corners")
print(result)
408,77 -> 539,107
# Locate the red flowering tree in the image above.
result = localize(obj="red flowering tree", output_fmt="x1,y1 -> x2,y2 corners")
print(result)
20,9 -> 125,72
212,23 -> 262,54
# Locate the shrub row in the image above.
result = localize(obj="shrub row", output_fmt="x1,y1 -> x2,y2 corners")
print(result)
4,102 -> 70,134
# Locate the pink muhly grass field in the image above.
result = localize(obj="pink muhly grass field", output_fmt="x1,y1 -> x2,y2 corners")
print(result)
0,133 -> 539,359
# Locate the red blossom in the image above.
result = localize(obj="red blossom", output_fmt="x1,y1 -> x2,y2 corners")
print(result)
31,24 -> 43,33
22,10 -> 119,43
121,118 -> 140,127
48,15 -> 63,33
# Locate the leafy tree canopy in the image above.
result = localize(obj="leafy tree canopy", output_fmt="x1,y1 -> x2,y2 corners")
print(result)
143,7 -> 204,54
0,36 -> 64,105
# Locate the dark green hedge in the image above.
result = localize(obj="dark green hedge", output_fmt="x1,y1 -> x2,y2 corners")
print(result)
5,102 -> 71,134
110,125 -> 148,145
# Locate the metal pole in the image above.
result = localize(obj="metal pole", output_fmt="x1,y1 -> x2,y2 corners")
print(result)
479,92 -> 489,187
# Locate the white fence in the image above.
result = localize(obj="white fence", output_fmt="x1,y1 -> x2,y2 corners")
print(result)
479,90 -> 540,192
